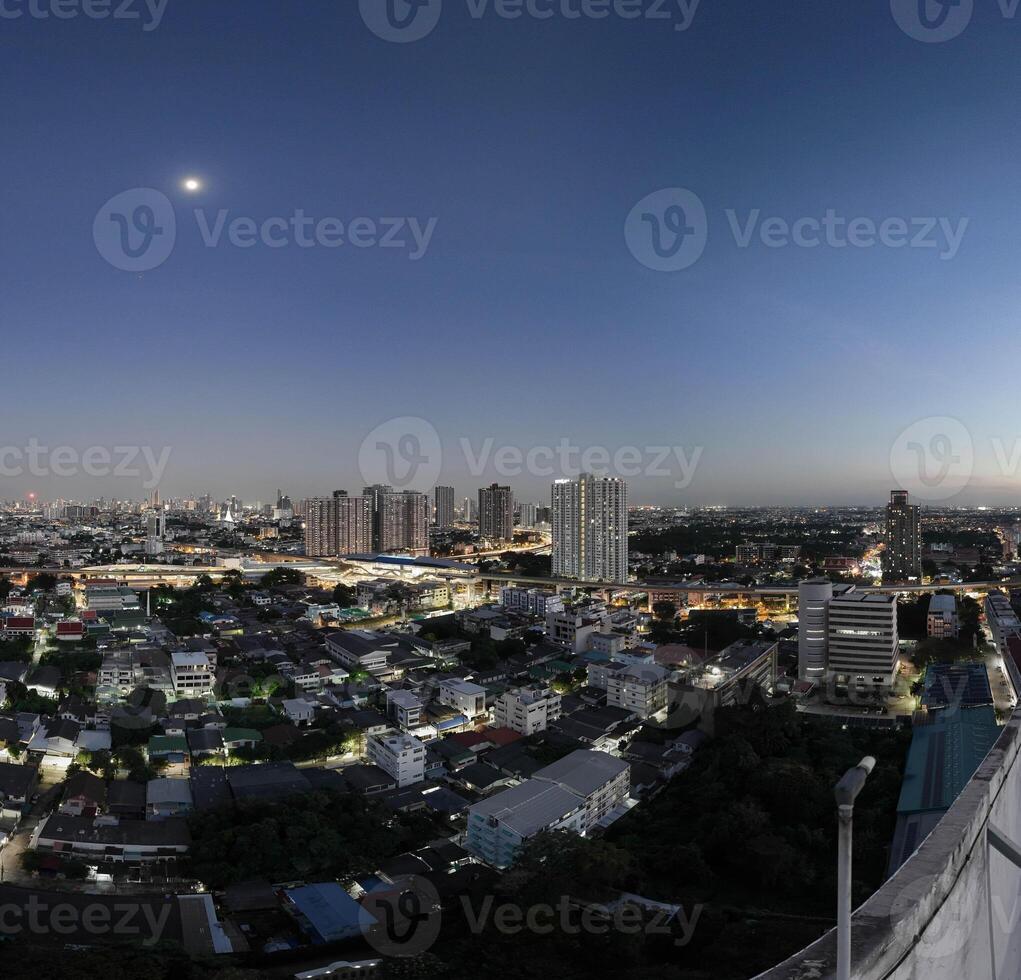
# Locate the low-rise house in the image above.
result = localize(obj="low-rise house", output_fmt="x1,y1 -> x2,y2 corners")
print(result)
27,719 -> 80,761
0,662 -> 29,686
75,729 -> 112,754
187,728 -> 224,758
107,780 -> 147,819
148,735 -> 189,768
26,665 -> 62,699
59,771 -> 108,817
0,761 -> 39,820
32,813 -> 191,863
146,778 -> 193,819
280,699 -> 316,726
223,728 -> 263,752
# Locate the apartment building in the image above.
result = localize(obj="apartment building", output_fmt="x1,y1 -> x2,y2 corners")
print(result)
927,593 -> 959,639
466,749 -> 630,868
386,689 -> 425,730
438,679 -> 487,719
170,651 -> 216,697
366,732 -> 426,787
604,662 -> 670,720
985,591 -> 1019,657
500,587 -> 564,618
493,685 -> 562,735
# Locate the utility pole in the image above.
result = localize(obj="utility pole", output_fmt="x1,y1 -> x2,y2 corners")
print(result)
835,756 -> 876,980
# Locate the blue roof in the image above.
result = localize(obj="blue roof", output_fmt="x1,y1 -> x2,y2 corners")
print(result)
436,714 -> 468,731
896,705 -> 1000,815
285,883 -> 364,944
922,662 -> 992,709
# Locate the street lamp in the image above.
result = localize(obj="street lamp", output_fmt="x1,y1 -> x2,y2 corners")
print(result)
835,756 -> 876,980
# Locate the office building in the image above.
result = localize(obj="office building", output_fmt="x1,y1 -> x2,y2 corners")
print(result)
797,578 -> 833,682
478,484 -> 514,543
884,490 -> 921,583
434,485 -> 455,528
827,591 -> 899,690
551,474 -> 628,582
303,495 -> 372,557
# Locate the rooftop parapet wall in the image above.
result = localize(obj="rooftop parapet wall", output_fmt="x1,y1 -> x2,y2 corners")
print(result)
756,710 -> 1021,980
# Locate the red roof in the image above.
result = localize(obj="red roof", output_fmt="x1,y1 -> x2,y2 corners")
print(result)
450,726 -> 522,749
81,610 -> 99,622
4,617 -> 34,630
57,622 -> 84,636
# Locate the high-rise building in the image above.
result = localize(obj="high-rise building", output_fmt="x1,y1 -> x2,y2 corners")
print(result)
145,511 -> 167,555
826,591 -> 899,690
478,484 -> 514,543
551,474 -> 628,582
797,578 -> 833,681
797,580 -> 899,690
434,485 -> 455,528
883,490 -> 921,583
362,484 -> 394,551
303,495 -> 372,557
518,501 -> 538,528
379,491 -> 429,555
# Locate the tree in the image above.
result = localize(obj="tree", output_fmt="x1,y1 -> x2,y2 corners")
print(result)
27,573 -> 57,593
332,583 -> 356,606
652,600 -> 678,622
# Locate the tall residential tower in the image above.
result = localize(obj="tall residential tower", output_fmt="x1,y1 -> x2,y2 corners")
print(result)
883,490 -> 921,583
551,474 -> 628,582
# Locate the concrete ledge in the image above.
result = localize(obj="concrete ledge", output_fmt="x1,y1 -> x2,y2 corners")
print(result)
755,710 -> 1021,980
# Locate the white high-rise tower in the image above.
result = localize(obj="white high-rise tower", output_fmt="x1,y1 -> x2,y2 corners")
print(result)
551,474 -> 628,582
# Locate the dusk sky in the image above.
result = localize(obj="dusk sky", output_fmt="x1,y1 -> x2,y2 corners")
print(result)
3,0 -> 1020,505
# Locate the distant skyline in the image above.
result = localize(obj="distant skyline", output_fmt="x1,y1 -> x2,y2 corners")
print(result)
4,3 -> 1021,506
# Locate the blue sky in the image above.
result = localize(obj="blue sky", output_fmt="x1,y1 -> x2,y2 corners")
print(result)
2,0 -> 1019,505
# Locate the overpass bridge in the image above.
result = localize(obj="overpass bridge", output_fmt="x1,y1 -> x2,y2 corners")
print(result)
6,564 -> 1021,598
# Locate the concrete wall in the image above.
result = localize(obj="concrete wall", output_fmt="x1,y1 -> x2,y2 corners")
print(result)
756,709 -> 1021,980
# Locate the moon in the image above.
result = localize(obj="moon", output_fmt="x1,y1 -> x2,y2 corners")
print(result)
182,177 -> 202,193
